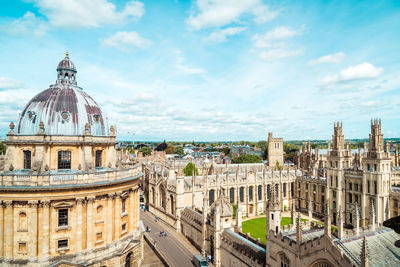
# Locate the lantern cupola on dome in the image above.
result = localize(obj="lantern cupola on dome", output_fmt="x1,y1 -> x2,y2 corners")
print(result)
56,51 -> 77,85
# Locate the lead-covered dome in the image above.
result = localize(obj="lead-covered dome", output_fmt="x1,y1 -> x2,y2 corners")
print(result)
17,53 -> 109,136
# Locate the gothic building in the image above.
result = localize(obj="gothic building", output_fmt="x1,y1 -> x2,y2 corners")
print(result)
0,53 -> 143,266
143,120 -> 400,266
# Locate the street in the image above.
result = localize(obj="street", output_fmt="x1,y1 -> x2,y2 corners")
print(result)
141,211 -> 197,267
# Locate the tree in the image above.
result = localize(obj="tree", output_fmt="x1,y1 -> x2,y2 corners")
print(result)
165,144 -> 175,154
183,162 -> 199,176
0,142 -> 6,155
283,143 -> 299,162
232,154 -> 263,164
156,141 -> 168,151
138,146 -> 152,156
174,146 -> 184,156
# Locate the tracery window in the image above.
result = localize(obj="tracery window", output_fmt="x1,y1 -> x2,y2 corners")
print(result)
58,151 -> 71,169
258,185 -> 262,201
239,187 -> 244,203
279,253 -> 290,267
209,189 -> 215,205
230,188 -> 235,203
248,186 -> 253,201
23,150 -> 31,169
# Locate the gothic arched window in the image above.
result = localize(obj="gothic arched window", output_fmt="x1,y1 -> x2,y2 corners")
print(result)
229,188 -> 235,203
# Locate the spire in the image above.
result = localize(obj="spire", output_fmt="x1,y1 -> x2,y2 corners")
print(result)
385,198 -> 390,221
355,202 -> 360,235
324,202 -> 331,237
291,200 -> 296,225
369,200 -> 375,231
296,211 -> 302,244
360,236 -> 369,267
308,198 -> 313,220
235,203 -> 242,232
338,205 -> 344,239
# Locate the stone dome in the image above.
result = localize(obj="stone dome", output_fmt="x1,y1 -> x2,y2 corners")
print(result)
17,53 -> 109,136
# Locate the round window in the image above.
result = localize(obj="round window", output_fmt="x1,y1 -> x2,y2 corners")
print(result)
61,112 -> 70,121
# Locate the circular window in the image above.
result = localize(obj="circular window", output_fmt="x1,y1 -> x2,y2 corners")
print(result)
27,111 -> 36,121
61,112 -> 70,121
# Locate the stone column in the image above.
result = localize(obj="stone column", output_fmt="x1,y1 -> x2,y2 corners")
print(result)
4,200 -> 13,260
106,193 -> 115,243
86,196 -> 95,250
28,200 -> 39,261
0,201 -> 3,258
115,192 -> 122,238
129,190 -> 135,233
40,200 -> 50,261
76,198 -> 84,253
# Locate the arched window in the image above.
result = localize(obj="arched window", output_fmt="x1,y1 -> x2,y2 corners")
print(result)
58,151 -> 71,169
229,188 -> 235,203
239,187 -> 244,203
96,205 -> 103,222
19,212 -> 27,230
23,150 -> 31,169
170,195 -> 174,215
125,252 -> 132,267
311,260 -> 334,267
283,183 -> 287,197
279,253 -> 290,267
267,185 -> 271,200
248,186 -> 253,201
209,189 -> 215,205
258,185 -> 262,201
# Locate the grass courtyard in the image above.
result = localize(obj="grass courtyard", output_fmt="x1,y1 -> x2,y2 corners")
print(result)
242,216 -> 307,244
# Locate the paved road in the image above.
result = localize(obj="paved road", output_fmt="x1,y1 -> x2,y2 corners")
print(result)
141,211 -> 196,267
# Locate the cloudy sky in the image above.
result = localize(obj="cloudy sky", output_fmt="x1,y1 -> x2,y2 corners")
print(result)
0,0 -> 399,141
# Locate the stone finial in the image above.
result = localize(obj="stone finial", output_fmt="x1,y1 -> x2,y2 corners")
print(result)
78,163 -> 82,170
291,200 -> 296,225
37,121 -> 45,135
360,236 -> 369,267
338,205 -> 344,239
8,122 -> 15,135
108,162 -> 112,168
9,164 -> 14,172
84,123 -> 91,135
44,164 -> 49,171
110,125 -> 116,136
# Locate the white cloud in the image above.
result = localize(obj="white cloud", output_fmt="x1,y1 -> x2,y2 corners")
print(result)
101,31 -> 152,51
309,52 -> 345,65
30,0 -> 144,28
253,26 -> 304,48
186,0 -> 278,30
204,27 -> 247,42
7,11 -> 47,37
252,26 -> 304,61
320,62 -> 384,87
0,77 -> 24,91
258,48 -> 302,61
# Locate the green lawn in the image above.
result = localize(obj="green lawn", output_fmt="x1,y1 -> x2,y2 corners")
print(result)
242,216 -> 307,244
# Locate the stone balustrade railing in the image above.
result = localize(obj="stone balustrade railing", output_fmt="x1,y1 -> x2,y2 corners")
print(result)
0,166 -> 141,187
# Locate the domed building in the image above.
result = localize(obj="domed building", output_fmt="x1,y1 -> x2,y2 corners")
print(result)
0,53 -> 143,266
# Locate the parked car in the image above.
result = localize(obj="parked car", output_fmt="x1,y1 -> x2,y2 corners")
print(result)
192,254 -> 208,267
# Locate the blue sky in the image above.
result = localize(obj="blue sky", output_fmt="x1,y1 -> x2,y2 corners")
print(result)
0,0 -> 399,141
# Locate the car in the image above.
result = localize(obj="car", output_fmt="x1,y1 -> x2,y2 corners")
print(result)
192,254 -> 208,267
